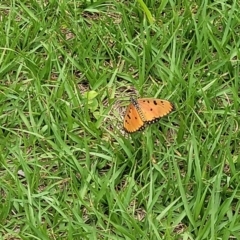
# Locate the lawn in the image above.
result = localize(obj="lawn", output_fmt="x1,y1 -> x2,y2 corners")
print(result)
0,0 -> 240,239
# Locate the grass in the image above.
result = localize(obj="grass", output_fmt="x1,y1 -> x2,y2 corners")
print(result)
0,0 -> 240,239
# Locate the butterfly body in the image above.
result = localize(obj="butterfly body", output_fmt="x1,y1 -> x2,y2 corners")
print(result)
123,98 -> 173,133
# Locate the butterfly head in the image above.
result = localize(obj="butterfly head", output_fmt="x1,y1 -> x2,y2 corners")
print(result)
130,97 -> 138,106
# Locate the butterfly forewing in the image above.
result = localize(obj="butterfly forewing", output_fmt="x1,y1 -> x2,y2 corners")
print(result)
123,103 -> 145,133
137,98 -> 173,123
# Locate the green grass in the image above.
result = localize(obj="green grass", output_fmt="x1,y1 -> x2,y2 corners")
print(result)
1,0 -> 240,239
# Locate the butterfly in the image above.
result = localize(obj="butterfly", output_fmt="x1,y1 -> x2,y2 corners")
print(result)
123,98 -> 174,133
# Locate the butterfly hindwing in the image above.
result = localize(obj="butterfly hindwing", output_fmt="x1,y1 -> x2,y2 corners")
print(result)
123,103 -> 145,133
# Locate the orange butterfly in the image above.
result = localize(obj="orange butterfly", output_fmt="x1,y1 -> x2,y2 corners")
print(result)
123,98 -> 174,133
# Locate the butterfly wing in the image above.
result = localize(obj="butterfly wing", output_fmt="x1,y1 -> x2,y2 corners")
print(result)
137,98 -> 174,123
123,102 -> 145,133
